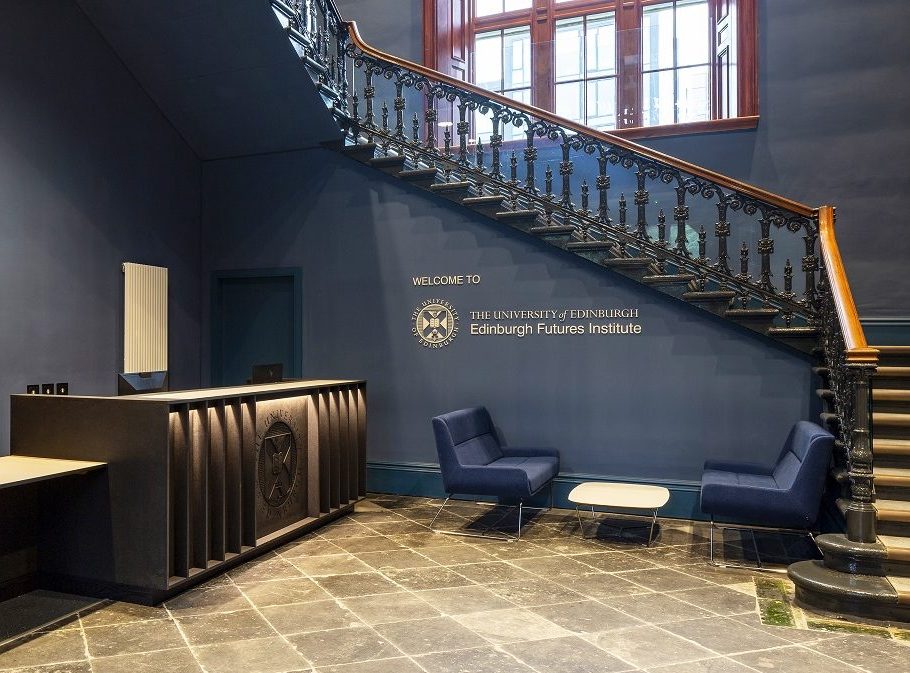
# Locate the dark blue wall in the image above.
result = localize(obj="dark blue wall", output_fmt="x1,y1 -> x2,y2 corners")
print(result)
0,0 -> 202,453
202,147 -> 812,486
336,0 -> 910,318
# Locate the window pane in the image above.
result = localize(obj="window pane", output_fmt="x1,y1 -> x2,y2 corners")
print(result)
503,88 -> 531,140
586,13 -> 616,78
642,70 -> 675,126
503,26 -> 531,89
676,0 -> 709,66
642,3 -> 674,71
555,81 -> 584,123
677,65 -> 710,122
554,17 -> 584,83
475,0 -> 503,18
475,31 -> 502,91
587,78 -> 616,130
503,0 -> 531,11
474,109 -> 493,144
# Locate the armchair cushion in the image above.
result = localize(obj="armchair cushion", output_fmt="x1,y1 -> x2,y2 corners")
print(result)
489,456 -> 559,493
702,459 -> 772,475
500,446 -> 560,459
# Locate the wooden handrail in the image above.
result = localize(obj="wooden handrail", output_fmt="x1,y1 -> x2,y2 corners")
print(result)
345,20 -> 816,218
817,205 -> 878,365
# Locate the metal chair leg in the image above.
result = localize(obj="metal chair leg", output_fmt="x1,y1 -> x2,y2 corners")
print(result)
751,529 -> 763,569
575,505 -> 585,539
709,516 -> 716,565
647,508 -> 658,546
549,483 -> 554,511
429,495 -> 451,530
517,500 -> 523,539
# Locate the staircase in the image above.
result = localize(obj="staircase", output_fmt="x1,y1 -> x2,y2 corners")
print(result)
270,0 -> 904,620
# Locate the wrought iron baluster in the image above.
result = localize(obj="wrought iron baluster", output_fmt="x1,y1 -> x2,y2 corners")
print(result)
393,82 -> 405,141
656,209 -> 667,273
476,137 -> 485,171
545,165 -> 553,199
782,259 -> 794,299
697,225 -> 708,263
457,102 -> 469,166
363,71 -> 375,141
509,151 -> 518,185
424,94 -> 437,150
412,113 -> 420,143
596,156 -> 611,224
674,186 -> 690,256
758,217 -> 775,291
380,101 -> 390,151
580,181 -> 590,216
351,92 -> 360,137
490,118 -> 503,180
803,232 -> 818,305
524,129 -> 537,193
737,242 -> 750,307
617,193 -> 627,252
714,201 -> 732,275
559,139 -> 574,209
634,169 -> 649,240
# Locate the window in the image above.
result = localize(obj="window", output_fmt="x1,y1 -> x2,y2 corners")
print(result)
424,0 -> 758,139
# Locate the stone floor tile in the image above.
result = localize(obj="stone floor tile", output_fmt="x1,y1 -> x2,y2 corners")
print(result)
387,533 -> 464,549
806,634 -> 910,673
314,572 -> 400,598
0,591 -> 95,642
557,572 -> 653,599
3,662 -> 92,673
615,568 -> 715,592
644,655 -> 757,672
316,656 -> 426,673
78,601 -> 167,628
175,608 -> 274,646
163,583 -> 250,616
240,577 -> 333,608
341,591 -> 440,625
662,616 -> 792,654
671,586 -> 758,616
289,624 -> 399,667
90,647 -> 203,673
484,578 -> 585,607
511,555 -> 605,579
531,600 -> 643,633
732,645 -> 862,673
354,549 -> 440,571
278,537 -> 346,558
261,599 -> 361,635
194,636 -> 309,673
447,561 -> 537,585
452,607 -> 571,644
415,585 -> 514,615
227,554 -> 304,585
571,552 -> 659,572
364,520 -> 432,535
725,613 -> 841,645
470,541 -> 558,560
673,565 -> 756,586
502,635 -> 637,672
381,566 -> 475,591
374,616 -> 488,654
610,592 -> 714,625
415,544 -> 497,566
0,630 -> 87,669
331,536 -> 406,554
317,522 -> 377,540
415,646 -> 537,673
83,619 -> 184,657
288,553 -> 372,577
348,510 -> 405,524
584,625 -> 715,669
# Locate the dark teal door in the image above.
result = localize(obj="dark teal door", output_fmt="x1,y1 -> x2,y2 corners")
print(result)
211,269 -> 302,386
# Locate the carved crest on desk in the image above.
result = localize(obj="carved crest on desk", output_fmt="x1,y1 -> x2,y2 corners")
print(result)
254,403 -> 306,536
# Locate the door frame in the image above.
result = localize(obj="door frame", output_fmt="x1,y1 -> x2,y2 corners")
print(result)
210,267 -> 303,386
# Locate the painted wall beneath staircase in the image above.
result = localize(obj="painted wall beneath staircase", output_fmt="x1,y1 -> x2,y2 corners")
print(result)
336,0 -> 910,318
202,147 -> 813,508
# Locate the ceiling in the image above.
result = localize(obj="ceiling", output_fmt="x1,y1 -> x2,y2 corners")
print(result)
76,0 -> 341,160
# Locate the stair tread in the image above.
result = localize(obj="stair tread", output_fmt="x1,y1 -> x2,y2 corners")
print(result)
875,346 -> 910,354
875,499 -> 910,516
462,195 -> 504,205
788,560 -> 897,600
643,274 -> 697,283
875,467 -> 910,477
874,468 -> 910,487
602,257 -> 651,266
877,367 -> 910,377
399,167 -> 437,176
874,389 -> 910,401
873,411 -> 910,425
767,327 -> 819,336
889,575 -> 910,595
681,290 -> 736,300
429,181 -> 471,191
880,535 -> 910,551
874,438 -> 910,453
496,209 -> 538,217
725,308 -> 780,317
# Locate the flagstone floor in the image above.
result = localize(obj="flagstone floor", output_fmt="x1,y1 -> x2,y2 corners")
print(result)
0,494 -> 908,673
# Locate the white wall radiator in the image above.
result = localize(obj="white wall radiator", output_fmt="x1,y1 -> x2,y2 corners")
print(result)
122,262 -> 168,374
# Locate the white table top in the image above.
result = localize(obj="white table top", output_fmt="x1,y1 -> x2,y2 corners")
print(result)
568,482 -> 670,510
0,455 -> 106,489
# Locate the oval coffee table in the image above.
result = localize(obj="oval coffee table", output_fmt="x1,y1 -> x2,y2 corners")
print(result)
568,482 -> 670,546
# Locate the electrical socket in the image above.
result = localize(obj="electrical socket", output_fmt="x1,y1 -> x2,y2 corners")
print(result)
41,383 -> 55,395
26,384 -> 39,394
56,382 -> 69,395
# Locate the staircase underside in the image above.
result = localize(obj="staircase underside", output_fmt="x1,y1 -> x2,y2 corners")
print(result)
791,345 -> 910,620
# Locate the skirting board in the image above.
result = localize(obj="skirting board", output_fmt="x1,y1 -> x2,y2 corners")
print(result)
861,318 -> 910,345
366,461 -> 703,520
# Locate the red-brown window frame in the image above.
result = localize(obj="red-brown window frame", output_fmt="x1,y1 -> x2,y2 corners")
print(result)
424,0 -> 758,139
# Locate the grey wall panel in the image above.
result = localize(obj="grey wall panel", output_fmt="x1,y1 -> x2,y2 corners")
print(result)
0,0 -> 202,454
201,148 -> 812,483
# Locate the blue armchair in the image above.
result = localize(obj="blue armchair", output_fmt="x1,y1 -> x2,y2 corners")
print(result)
431,406 -> 559,539
700,420 -> 834,567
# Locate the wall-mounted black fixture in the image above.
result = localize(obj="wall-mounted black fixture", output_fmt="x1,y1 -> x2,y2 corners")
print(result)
56,383 -> 69,395
41,383 -> 55,395
26,385 -> 39,394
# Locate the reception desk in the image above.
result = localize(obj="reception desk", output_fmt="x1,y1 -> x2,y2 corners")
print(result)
9,379 -> 366,604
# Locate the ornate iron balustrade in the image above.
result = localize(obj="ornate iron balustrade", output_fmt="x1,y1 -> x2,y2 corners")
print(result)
271,0 -> 879,540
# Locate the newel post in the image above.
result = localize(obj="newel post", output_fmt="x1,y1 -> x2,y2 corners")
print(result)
845,362 -> 877,543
